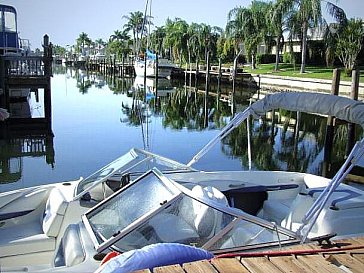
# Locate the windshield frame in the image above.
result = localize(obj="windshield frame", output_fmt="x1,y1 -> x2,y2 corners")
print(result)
83,167 -> 300,254
74,148 -> 195,200
82,168 -> 182,252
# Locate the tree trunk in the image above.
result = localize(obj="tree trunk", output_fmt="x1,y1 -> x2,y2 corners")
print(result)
300,21 -> 308,73
251,54 -> 256,70
275,36 -> 280,71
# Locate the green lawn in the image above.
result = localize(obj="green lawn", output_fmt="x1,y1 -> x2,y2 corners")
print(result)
242,63 -> 364,83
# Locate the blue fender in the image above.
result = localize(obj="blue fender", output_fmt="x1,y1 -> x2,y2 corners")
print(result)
97,243 -> 214,273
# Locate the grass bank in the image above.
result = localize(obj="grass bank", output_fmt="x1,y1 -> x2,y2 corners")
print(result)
242,63 -> 364,83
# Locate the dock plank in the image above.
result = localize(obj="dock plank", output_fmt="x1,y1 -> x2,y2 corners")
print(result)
269,256 -> 314,273
240,257 -> 281,273
351,253 -> 364,264
183,260 -> 218,273
297,255 -> 345,273
325,253 -> 364,273
211,258 -> 250,273
135,237 -> 364,273
153,264 -> 185,273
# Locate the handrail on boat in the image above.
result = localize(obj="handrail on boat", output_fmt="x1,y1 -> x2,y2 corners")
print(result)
187,108 -> 252,167
188,92 -> 364,167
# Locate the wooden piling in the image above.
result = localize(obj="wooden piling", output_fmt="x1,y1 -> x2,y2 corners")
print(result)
195,58 -> 199,88
113,55 -> 116,76
121,55 -> 124,78
144,56 -> 147,102
323,68 -> 340,174
217,58 -> 222,109
0,56 -> 5,108
346,69 -> 360,157
204,52 -> 210,128
205,52 -> 210,97
155,53 -> 159,108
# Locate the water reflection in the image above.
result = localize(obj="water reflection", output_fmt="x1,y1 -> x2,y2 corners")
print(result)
0,67 -> 362,191
0,125 -> 55,185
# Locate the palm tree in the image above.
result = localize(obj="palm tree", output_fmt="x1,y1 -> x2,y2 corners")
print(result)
226,8 -> 245,56
122,11 -> 151,55
335,18 -> 364,75
108,29 -> 131,60
227,1 -> 270,69
163,18 -> 189,64
268,1 -> 287,71
200,24 -> 223,62
150,26 -> 166,55
76,32 -> 92,55
277,0 -> 346,73
94,38 -> 106,54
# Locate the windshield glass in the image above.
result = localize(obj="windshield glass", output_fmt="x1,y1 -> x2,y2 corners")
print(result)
76,150 -> 137,196
85,170 -> 178,244
76,149 -> 193,197
111,192 -> 296,252
112,193 -> 236,251
209,218 -> 293,251
4,11 -> 16,32
84,168 -> 298,253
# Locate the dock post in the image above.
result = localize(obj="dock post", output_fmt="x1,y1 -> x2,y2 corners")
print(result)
155,53 -> 159,106
195,58 -> 199,90
323,68 -> 340,175
217,58 -> 222,94
346,68 -> 360,157
205,52 -> 210,97
113,55 -> 116,76
0,56 -> 5,108
144,55 -> 147,102
121,55 -> 124,78
217,58 -> 222,109
43,35 -> 52,77
204,52 -> 210,128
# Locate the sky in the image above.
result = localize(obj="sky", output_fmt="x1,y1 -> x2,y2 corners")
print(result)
2,0 -> 364,49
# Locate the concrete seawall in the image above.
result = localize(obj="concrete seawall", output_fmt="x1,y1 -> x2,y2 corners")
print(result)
251,74 -> 364,98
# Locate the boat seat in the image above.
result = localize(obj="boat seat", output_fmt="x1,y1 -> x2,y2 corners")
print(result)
53,222 -> 96,267
149,185 -> 229,244
262,198 -> 295,224
0,187 -> 68,258
281,185 -> 364,233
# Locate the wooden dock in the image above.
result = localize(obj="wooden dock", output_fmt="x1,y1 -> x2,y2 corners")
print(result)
134,237 -> 364,273
0,35 -> 53,131
85,59 -> 135,78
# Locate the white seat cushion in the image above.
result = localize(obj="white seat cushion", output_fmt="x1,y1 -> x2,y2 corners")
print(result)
262,198 -> 294,223
42,188 -> 68,237
149,213 -> 199,242
0,221 -> 55,257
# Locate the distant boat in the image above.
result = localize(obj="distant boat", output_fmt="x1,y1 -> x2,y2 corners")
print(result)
73,55 -> 86,68
133,76 -> 176,101
134,50 -> 178,78
0,4 -> 19,55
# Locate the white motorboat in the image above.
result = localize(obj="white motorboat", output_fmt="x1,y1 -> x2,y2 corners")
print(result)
1,92 -> 364,272
134,50 -> 178,78
133,76 -> 176,99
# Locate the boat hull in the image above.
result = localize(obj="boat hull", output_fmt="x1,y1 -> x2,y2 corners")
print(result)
134,60 -> 175,78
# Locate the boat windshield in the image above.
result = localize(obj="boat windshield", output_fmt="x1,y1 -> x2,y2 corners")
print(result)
83,168 -> 298,254
75,148 -> 193,198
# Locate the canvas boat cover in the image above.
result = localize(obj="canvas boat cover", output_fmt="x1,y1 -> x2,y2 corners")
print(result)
250,92 -> 364,129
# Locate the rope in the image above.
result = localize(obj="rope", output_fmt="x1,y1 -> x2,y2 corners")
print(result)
214,244 -> 364,259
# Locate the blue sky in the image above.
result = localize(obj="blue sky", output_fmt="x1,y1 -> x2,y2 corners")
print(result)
2,0 -> 364,49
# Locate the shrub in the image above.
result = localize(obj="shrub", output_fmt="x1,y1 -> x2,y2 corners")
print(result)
282,52 -> 301,64
256,54 -> 276,64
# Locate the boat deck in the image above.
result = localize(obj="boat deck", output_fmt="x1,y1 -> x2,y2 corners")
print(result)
133,237 -> 364,273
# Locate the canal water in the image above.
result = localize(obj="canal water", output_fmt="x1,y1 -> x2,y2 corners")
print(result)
0,65 -> 362,192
